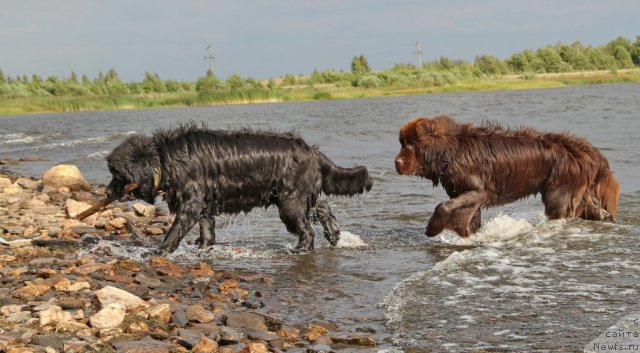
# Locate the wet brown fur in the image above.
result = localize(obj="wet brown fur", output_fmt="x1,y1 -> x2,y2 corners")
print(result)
395,115 -> 619,237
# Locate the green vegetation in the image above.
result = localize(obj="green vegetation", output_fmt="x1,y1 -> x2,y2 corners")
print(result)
1,36 -> 640,115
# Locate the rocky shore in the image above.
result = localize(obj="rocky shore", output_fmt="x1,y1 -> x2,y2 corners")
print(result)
0,165 -> 378,353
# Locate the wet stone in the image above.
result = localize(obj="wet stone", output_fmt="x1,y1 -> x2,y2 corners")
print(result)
111,336 -> 173,353
192,335 -> 219,353
219,326 -> 244,344
224,311 -> 269,331
186,304 -> 215,323
176,328 -> 204,349
171,308 -> 189,328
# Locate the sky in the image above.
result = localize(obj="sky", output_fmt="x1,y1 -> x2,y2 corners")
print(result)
1,0 -> 639,82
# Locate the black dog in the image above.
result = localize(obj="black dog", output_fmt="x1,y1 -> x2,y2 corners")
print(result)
105,123 -> 373,253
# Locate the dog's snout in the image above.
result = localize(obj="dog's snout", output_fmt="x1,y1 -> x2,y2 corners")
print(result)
395,158 -> 404,172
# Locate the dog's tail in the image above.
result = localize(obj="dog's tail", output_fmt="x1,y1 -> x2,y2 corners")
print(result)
318,152 -> 373,196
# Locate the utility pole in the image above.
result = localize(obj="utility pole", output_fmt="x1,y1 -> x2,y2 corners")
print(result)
204,44 -> 215,75
413,41 -> 423,69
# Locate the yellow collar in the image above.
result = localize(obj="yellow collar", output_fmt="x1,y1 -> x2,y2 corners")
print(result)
153,166 -> 162,190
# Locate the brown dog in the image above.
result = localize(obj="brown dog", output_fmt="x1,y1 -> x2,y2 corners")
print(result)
394,115 -> 619,237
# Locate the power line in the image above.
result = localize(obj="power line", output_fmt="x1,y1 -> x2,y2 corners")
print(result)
204,44 -> 215,74
413,41 -> 423,68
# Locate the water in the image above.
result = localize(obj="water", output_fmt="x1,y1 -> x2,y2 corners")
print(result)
2,83 -> 640,352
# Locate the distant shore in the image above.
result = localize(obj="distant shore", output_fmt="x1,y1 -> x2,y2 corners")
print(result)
2,69 -> 639,116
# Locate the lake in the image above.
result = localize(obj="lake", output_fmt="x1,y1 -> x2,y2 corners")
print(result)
2,83 -> 639,352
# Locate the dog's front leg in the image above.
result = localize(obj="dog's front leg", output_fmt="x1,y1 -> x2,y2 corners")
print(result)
426,190 -> 486,237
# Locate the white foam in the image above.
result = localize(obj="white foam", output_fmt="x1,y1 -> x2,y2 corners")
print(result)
439,214 -> 534,246
336,231 -> 367,248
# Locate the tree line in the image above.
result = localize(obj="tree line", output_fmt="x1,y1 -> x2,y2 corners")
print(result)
1,36 -> 639,98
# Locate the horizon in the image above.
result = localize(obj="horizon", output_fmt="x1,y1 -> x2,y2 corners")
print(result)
1,1 -> 639,81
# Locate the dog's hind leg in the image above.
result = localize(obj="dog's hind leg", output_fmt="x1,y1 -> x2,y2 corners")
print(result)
277,199 -> 316,253
197,215 -> 216,249
312,200 -> 340,246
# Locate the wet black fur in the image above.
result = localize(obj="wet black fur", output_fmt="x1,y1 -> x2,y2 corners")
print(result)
105,123 -> 373,253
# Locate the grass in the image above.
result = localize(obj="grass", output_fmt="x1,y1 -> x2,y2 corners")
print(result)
1,69 -> 639,115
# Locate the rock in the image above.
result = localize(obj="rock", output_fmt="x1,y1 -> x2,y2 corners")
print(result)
134,273 -> 163,288
1,304 -> 27,316
16,178 -> 40,190
89,304 -> 126,329
39,305 -> 73,326
64,199 -> 91,218
126,321 -> 150,334
192,335 -> 219,353
94,285 -> 149,312
242,328 -> 282,342
219,326 -> 244,345
106,217 -> 127,230
186,304 -> 215,323
63,339 -> 89,353
149,256 -> 188,276
224,312 -> 268,331
14,283 -> 50,299
329,333 -> 377,346
58,297 -> 87,310
55,320 -> 89,333
145,226 -> 164,236
304,324 -> 329,342
133,203 -> 155,217
3,184 -> 22,195
176,328 -> 204,349
247,342 -> 269,353
42,165 -> 91,191
0,177 -> 11,187
146,303 -> 171,324
111,336 -> 172,353
6,311 -> 33,324
171,308 -> 189,327
189,262 -> 215,277
32,333 -> 74,351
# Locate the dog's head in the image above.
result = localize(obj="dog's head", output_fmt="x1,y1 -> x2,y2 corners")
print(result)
105,134 -> 160,204
395,115 -> 457,180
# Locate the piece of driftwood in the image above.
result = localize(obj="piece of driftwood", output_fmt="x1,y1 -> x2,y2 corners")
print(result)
75,183 -> 138,220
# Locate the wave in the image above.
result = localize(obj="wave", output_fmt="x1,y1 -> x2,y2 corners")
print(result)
381,214 -> 633,351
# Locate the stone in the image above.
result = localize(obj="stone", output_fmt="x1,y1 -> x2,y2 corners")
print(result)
0,177 -> 11,187
111,336 -> 172,353
1,304 -> 27,316
192,335 -> 219,353
58,297 -> 87,309
14,283 -> 50,299
171,308 -> 189,327
89,304 -> 126,330
304,325 -> 328,342
146,303 -> 171,324
145,226 -> 164,236
107,217 -> 127,230
247,342 -> 269,353
189,262 -> 215,277
64,199 -> 91,218
3,184 -> 22,195
39,305 -> 73,326
16,178 -> 40,190
224,312 -> 268,331
42,165 -> 91,191
134,273 -> 163,288
177,328 -> 204,349
126,321 -> 150,334
219,327 -> 244,344
133,203 -> 155,217
6,311 -> 33,324
55,320 -> 89,333
94,285 -> 149,311
186,304 -> 215,323
329,333 -> 377,346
